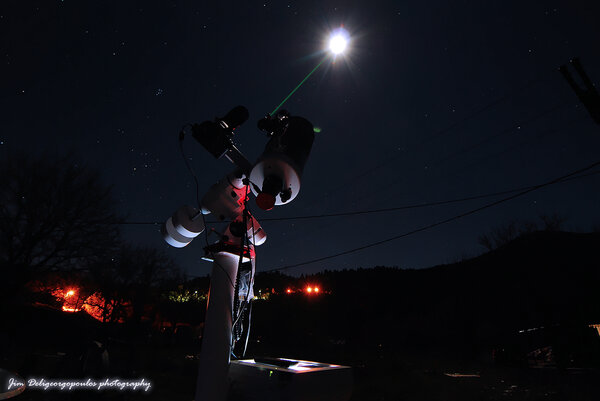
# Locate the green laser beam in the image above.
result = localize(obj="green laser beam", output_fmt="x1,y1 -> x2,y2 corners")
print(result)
270,55 -> 329,116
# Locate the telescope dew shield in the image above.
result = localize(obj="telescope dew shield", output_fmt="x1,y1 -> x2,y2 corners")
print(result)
250,116 -> 315,210
162,205 -> 205,248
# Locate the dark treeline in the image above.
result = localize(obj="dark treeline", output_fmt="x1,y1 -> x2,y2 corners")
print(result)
250,230 -> 600,368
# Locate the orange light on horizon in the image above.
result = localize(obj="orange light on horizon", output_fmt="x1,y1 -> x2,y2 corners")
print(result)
286,288 -> 292,294
65,290 -> 75,297
305,285 -> 322,294
62,306 -> 80,313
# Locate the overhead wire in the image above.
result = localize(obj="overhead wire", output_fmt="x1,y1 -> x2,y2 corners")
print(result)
118,167 -> 600,226
127,71 -> 568,229
131,67 -> 592,278
261,158 -> 600,273
272,100 -> 582,249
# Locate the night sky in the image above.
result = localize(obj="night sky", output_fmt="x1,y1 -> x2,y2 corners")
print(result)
2,0 -> 600,277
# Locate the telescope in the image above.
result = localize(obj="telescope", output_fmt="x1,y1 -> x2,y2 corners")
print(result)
162,106 -> 351,401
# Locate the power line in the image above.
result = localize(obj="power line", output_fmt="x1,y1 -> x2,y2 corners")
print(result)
317,109 -> 584,221
119,168 -> 600,226
260,159 -> 600,273
259,108 -> 586,253
262,169 -> 600,221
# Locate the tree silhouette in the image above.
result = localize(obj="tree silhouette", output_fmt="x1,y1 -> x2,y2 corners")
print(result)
86,244 -> 181,324
477,214 -> 566,251
0,153 -> 121,303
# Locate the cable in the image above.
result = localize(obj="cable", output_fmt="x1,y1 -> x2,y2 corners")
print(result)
239,205 -> 258,358
179,127 -> 235,288
241,301 -> 252,357
260,172 -> 597,221
232,183 -> 258,350
261,159 -> 600,273
232,186 -> 250,343
118,168 -> 600,226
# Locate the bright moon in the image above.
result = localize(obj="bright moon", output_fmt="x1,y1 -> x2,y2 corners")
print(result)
328,28 -> 349,55
329,35 -> 347,54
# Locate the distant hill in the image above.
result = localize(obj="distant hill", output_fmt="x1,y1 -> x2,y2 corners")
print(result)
250,231 -> 600,360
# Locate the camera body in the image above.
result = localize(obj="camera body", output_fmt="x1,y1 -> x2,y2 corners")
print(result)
191,105 -> 250,159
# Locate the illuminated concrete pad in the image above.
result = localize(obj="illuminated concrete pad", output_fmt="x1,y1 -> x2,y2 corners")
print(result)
227,358 -> 352,401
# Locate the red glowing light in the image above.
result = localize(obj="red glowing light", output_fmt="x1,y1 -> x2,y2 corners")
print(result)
306,286 -> 313,293
256,192 -> 276,211
314,287 -> 320,293
286,288 -> 292,294
65,290 -> 75,297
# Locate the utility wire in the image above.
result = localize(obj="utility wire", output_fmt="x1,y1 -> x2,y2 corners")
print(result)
120,169 -> 600,226
261,159 -> 600,273
262,169 -> 600,221
271,105 -> 585,253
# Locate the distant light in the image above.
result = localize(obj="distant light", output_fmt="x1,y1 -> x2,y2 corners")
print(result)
66,290 -> 75,297
306,286 -> 313,293
286,288 -> 292,294
444,373 -> 481,378
314,287 -> 320,293
328,28 -> 350,55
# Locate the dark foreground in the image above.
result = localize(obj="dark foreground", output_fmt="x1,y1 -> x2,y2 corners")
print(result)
2,305 -> 600,401
3,231 -> 600,400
